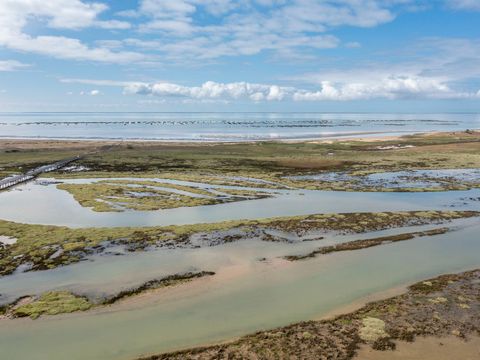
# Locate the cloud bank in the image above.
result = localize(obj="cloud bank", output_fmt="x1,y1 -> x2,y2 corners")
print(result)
121,77 -> 478,102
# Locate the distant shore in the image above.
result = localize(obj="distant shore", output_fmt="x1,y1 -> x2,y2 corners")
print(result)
1,129 -> 478,150
0,130 -> 406,146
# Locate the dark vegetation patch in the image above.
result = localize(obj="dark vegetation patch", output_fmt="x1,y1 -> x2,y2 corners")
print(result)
1,211 -> 476,277
284,227 -> 449,261
101,271 -> 215,305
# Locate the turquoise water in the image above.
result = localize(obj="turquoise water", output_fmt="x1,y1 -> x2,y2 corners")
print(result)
0,221 -> 479,360
0,171 -> 479,359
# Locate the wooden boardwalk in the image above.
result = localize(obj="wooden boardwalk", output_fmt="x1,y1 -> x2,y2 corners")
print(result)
0,156 -> 80,191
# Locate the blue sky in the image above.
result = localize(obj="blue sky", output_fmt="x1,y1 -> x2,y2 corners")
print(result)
0,0 -> 480,112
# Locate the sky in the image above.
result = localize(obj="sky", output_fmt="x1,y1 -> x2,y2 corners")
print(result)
0,0 -> 480,112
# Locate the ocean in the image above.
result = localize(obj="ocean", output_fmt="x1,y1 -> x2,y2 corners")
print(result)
0,112 -> 478,141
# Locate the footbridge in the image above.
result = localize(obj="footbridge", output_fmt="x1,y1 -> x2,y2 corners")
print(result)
0,156 -> 81,191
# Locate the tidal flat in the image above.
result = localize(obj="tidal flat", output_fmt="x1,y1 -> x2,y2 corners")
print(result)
0,131 -> 479,360
144,269 -> 480,360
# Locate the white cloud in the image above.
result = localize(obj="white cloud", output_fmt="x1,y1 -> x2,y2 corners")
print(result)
124,80 -> 294,100
288,36 -> 480,99
292,77 -> 456,101
446,0 -> 480,11
0,0 -> 435,64
78,89 -> 101,96
0,59 -> 29,71
123,0 -> 404,60
61,78 -> 140,87
122,77 -> 477,102
0,0 -> 141,63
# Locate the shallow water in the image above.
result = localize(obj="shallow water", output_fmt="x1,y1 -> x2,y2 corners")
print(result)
0,112 -> 478,141
0,178 -> 479,227
289,168 -> 480,189
1,172 -> 479,359
0,221 -> 459,305
0,221 -> 479,360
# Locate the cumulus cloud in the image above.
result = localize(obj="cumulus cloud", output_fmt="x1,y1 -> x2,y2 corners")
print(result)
124,81 -> 293,100
292,77 -> 457,101
122,77 -> 477,102
0,0 -> 141,63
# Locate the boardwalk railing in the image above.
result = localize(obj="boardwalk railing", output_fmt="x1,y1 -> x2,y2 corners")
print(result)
0,156 -> 81,191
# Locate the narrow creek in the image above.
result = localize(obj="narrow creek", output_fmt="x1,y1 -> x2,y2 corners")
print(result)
0,176 -> 479,360
0,178 -> 479,227
0,219 -> 479,360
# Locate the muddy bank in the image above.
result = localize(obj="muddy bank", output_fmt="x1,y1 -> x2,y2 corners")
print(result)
100,271 -> 215,305
284,227 -> 450,261
140,269 -> 480,359
0,271 -> 214,320
1,210 -> 477,277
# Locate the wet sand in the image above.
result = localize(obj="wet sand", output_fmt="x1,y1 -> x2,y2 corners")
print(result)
356,335 -> 480,360
0,131 -> 434,149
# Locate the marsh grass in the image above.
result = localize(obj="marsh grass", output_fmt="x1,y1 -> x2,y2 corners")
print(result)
56,180 -> 270,212
30,131 -> 479,192
0,210 -> 477,277
13,291 -> 92,319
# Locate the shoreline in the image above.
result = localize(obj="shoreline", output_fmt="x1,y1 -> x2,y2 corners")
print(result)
0,130 -> 439,147
0,129 -> 478,150
138,268 -> 480,359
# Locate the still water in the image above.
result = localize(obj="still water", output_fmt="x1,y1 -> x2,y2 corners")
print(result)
1,112 -> 479,141
0,178 -> 479,227
0,221 -> 479,360
0,172 -> 479,359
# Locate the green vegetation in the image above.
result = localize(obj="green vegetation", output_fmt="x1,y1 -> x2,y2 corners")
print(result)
359,317 -> 388,342
57,131 -> 480,174
56,180 -> 270,212
2,131 -> 479,192
1,271 -> 214,320
28,130 -> 478,192
104,179 -> 217,196
12,291 -> 92,319
284,227 -> 449,261
0,210 -> 477,276
57,183 -> 221,212
0,140 -> 97,178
